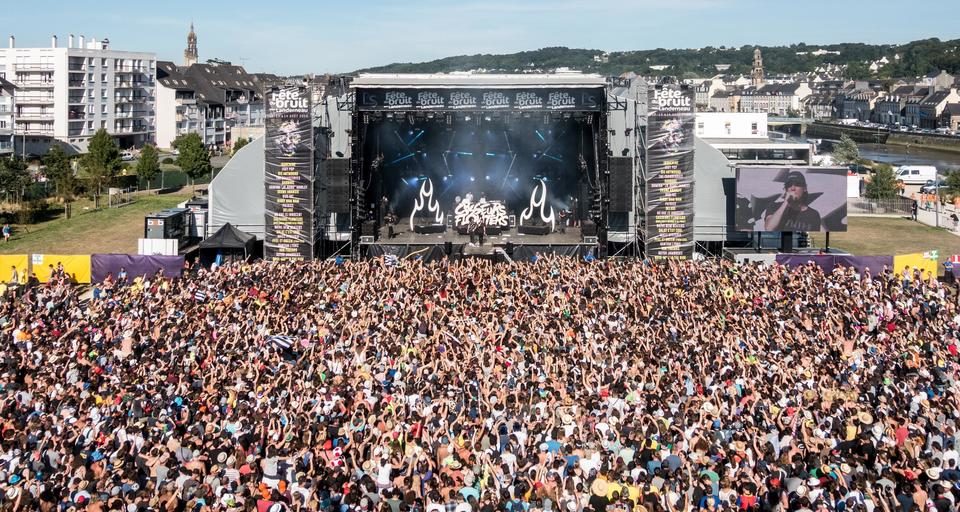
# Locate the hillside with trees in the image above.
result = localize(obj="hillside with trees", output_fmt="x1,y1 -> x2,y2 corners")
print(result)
353,38 -> 960,78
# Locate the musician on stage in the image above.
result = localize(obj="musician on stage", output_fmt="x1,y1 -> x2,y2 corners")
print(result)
476,219 -> 487,246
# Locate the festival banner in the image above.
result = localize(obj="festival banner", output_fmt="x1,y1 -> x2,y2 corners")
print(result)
644,84 -> 696,260
355,88 -> 604,112
90,254 -> 185,283
264,86 -> 314,261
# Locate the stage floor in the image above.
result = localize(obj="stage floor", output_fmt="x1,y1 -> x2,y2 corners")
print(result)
375,222 -> 584,246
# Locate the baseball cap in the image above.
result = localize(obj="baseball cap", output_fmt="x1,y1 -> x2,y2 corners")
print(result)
784,171 -> 807,188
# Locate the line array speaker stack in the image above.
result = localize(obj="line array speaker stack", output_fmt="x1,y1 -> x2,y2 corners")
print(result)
323,159 -> 351,214
609,157 -> 632,213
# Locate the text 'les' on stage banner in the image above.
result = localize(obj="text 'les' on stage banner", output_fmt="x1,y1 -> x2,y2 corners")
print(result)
644,84 -> 696,261
265,86 -> 315,261
355,88 -> 604,111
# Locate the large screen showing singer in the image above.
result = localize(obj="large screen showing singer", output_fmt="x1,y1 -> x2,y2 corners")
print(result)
735,167 -> 848,232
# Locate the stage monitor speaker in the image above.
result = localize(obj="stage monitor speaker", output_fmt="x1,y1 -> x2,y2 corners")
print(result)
609,157 -> 632,213
518,225 -> 551,235
360,235 -> 374,244
413,224 -> 446,234
581,220 -> 597,237
583,236 -> 599,245
323,159 -> 351,214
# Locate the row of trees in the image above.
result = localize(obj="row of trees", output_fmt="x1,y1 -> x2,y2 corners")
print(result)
1,129 -> 213,219
357,38 -> 960,78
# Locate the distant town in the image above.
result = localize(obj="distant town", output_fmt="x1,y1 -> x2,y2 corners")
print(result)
0,28 -> 959,159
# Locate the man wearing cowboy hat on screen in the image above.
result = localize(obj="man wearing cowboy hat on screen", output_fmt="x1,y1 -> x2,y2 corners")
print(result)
764,171 -> 823,232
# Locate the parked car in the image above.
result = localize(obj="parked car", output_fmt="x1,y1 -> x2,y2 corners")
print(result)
920,179 -> 947,194
120,151 -> 135,162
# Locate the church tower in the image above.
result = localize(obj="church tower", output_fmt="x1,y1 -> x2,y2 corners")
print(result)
751,48 -> 764,86
184,22 -> 198,67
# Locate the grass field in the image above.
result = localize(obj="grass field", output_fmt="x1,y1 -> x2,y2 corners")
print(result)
824,216 -> 960,266
0,191 -> 192,255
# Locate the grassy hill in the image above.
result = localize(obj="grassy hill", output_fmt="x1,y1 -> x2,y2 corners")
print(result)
354,38 -> 960,80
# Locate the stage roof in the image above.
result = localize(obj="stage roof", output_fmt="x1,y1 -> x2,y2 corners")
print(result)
351,73 -> 607,89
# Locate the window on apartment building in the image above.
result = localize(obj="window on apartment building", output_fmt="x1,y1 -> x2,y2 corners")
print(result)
101,73 -> 107,84
101,121 -> 106,129
102,105 -> 108,115
101,58 -> 107,67
751,122 -> 758,135
87,121 -> 93,130
0,121 -> 6,129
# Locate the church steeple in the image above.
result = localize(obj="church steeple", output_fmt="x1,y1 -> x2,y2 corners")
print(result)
751,48 -> 765,86
184,22 -> 198,67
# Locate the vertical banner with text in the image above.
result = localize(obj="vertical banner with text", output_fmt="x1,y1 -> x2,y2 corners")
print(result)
644,84 -> 696,260
265,86 -> 314,261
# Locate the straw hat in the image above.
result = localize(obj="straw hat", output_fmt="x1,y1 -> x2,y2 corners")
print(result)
926,467 -> 942,481
796,485 -> 809,498
561,413 -> 574,425
591,479 -> 609,497
840,463 -> 852,474
857,411 -> 874,425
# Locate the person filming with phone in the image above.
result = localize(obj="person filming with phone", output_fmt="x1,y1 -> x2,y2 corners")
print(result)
764,171 -> 822,231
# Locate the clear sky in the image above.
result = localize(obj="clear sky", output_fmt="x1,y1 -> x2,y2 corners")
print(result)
3,0 -> 959,75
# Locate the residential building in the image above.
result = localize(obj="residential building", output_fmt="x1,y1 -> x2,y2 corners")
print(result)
0,34 -> 156,155
802,94 -> 835,120
155,60 -> 264,151
0,77 -> 14,155
708,90 -> 740,113
873,95 -> 906,125
912,89 -> 960,129
694,78 -> 725,110
941,103 -> 960,132
738,83 -> 812,116
923,70 -> 955,92
837,90 -> 877,121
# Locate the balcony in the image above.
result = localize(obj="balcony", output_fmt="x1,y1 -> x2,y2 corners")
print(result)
69,81 -> 86,88
15,112 -> 54,121
115,96 -> 148,104
18,127 -> 54,136
18,81 -> 55,89
68,64 -> 86,71
68,111 -> 87,120
68,96 -> 85,105
14,63 -> 54,70
114,111 -> 133,119
17,96 -> 55,104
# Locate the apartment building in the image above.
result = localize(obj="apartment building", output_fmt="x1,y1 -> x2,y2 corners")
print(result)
155,61 -> 264,151
0,77 -> 13,155
0,34 -> 156,155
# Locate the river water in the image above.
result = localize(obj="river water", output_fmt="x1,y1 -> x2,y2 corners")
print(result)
855,144 -> 960,171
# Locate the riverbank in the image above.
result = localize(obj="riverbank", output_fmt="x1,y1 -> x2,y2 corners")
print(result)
807,122 -> 960,154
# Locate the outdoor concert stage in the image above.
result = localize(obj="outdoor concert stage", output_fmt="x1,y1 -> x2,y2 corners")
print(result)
347,74 -> 610,260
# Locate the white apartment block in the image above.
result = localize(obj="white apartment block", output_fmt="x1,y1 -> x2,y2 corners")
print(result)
0,34 -> 156,155
0,78 -> 14,155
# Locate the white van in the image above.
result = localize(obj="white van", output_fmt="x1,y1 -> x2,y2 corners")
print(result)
895,165 -> 938,184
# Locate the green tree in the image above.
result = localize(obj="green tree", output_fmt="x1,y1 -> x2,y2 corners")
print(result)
946,169 -> 960,198
43,145 -> 80,218
865,163 -> 899,200
135,144 -> 161,187
232,137 -> 250,155
832,134 -> 860,164
81,129 -> 121,206
0,157 -> 31,205
173,133 -> 212,185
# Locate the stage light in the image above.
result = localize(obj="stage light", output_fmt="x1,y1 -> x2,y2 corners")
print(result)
514,177 -> 520,182
622,148 -> 630,156
442,175 -> 448,181
484,115 -> 492,122
535,130 -> 545,142
335,151 -> 344,157
485,152 -> 496,157
469,176 -> 475,182
464,115 -> 472,122
485,175 -> 490,180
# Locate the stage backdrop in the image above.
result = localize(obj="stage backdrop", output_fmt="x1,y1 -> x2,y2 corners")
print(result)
264,86 -> 314,261
644,84 -> 696,260
736,167 -> 848,232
